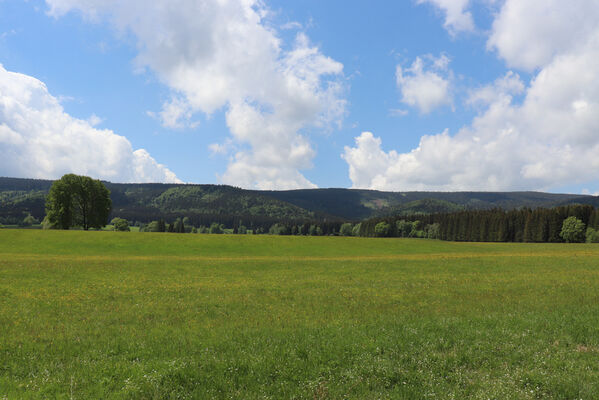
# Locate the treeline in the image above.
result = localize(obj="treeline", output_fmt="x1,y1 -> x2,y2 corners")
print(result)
112,209 -> 328,233
134,217 -> 347,236
358,204 -> 599,242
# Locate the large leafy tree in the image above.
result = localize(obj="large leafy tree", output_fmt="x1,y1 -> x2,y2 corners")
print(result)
45,174 -> 112,230
559,216 -> 586,243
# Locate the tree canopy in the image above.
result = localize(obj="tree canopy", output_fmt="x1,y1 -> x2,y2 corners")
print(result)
560,216 -> 586,243
45,174 -> 112,230
374,221 -> 390,237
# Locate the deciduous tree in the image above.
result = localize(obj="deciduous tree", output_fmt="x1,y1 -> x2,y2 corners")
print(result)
45,174 -> 111,230
560,216 -> 586,243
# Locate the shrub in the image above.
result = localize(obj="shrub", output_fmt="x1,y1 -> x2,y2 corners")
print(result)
339,223 -> 353,237
111,218 -> 130,232
22,214 -> 39,226
586,227 -> 599,243
408,221 -> 422,237
374,222 -> 390,237
425,223 -> 440,239
396,220 -> 412,238
269,223 -> 290,235
143,221 -> 159,232
209,222 -> 224,234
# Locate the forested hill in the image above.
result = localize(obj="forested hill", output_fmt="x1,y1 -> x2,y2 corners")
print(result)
1,176 -> 598,225
263,188 -> 599,219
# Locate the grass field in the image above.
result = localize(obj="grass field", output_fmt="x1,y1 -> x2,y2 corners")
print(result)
2,230 -> 599,399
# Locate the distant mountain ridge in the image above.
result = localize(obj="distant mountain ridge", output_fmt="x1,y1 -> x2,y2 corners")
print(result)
1,177 -> 598,225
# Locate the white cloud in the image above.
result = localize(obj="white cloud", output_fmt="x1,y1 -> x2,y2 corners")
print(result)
0,29 -> 16,41
389,108 -> 409,117
344,1 -> 599,191
466,71 -> 524,108
342,132 -> 398,190
396,54 -> 453,114
87,113 -> 103,127
46,0 -> 346,189
208,138 -> 233,156
0,64 -> 181,183
417,0 -> 474,35
488,0 -> 599,71
147,97 -> 195,130
281,21 -> 303,30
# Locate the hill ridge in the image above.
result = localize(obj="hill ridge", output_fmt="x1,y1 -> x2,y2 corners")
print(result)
1,177 -> 597,225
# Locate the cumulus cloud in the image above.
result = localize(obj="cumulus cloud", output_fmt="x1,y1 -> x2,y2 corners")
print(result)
466,71 -> 524,108
488,0 -> 599,71
396,54 -> 453,114
46,0 -> 346,189
344,0 -> 599,191
417,0 -> 474,35
147,97 -> 195,130
0,64 -> 180,183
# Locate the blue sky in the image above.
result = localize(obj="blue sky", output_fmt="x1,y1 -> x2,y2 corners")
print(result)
1,0 -> 598,194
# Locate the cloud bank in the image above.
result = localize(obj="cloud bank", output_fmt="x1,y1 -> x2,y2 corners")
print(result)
345,0 -> 599,191
0,64 -> 180,183
46,0 -> 346,189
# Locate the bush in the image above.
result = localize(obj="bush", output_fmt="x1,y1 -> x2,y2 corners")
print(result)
396,220 -> 412,238
374,222 -> 390,237
351,223 -> 361,237
143,221 -> 159,232
22,214 -> 39,226
269,223 -> 290,235
209,222 -> 224,234
309,225 -> 323,236
408,221 -> 422,237
586,227 -> 599,243
425,223 -> 440,239
339,223 -> 353,236
560,216 -> 586,243
111,218 -> 130,232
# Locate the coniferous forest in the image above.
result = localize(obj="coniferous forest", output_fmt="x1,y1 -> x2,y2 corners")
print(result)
357,204 -> 599,243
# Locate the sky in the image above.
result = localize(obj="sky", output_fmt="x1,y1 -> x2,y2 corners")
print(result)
1,0 -> 598,194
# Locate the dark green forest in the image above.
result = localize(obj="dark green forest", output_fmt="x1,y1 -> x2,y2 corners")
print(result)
1,177 -> 599,242
358,204 -> 599,243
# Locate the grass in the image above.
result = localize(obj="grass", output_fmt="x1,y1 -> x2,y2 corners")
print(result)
1,230 -> 599,399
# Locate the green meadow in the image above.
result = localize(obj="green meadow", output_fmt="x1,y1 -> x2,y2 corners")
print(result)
2,230 -> 599,399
